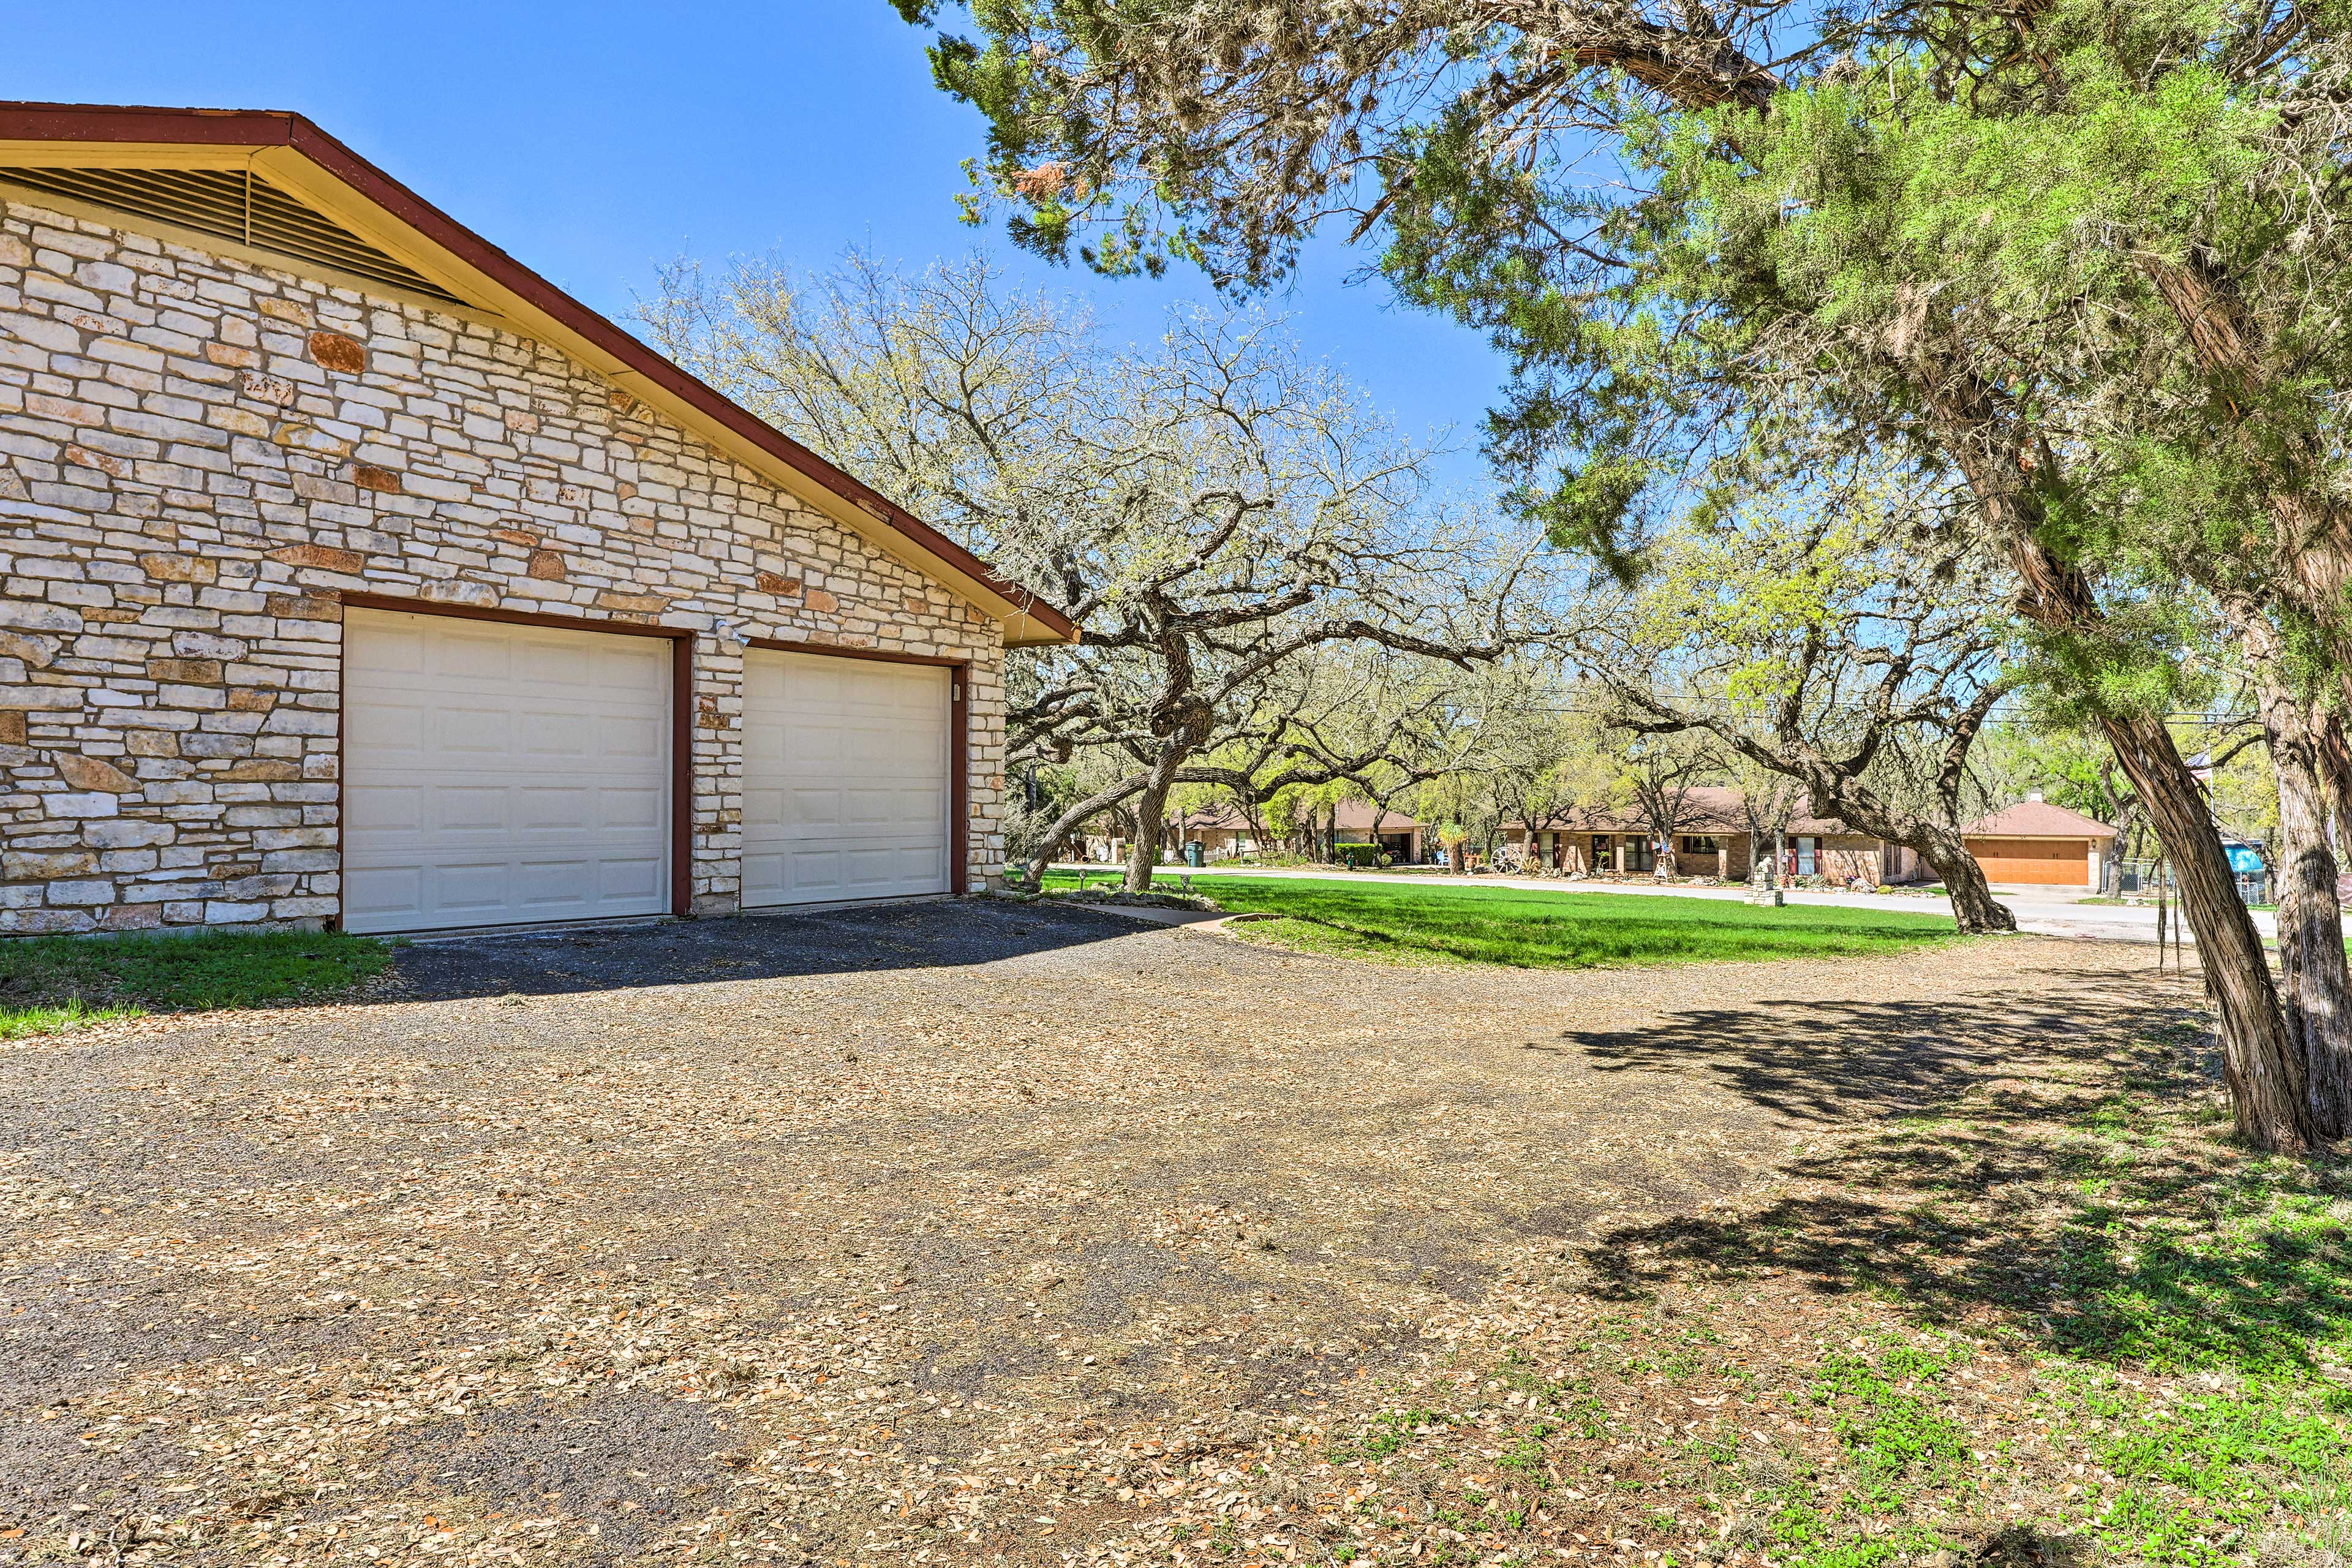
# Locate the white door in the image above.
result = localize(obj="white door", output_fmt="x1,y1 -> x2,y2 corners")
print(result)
342,609 -> 672,934
741,649 -> 951,906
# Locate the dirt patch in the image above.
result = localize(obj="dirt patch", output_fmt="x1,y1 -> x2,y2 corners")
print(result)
380,1389 -> 728,1563
0,902 -> 2218,1564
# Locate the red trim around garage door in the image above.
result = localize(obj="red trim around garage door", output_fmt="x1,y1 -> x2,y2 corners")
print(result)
744,637 -> 973,897
335,593 -> 696,921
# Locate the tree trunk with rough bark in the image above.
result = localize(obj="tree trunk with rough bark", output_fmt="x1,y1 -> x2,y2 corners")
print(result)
1931,410 -> 2316,1147
2100,710 -> 2313,1150
2321,711 -> 2352,856
1786,783 -> 2013,935
1019,775 -> 1148,891
1126,757 -> 1180,893
2255,676 -> 2352,1139
1915,827 -> 2015,935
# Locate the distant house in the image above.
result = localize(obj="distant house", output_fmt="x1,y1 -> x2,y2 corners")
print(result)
1961,796 -> 2117,889
1160,799 -> 1427,862
1161,802 -> 1257,861
1503,785 -> 1925,885
1331,801 -> 1425,864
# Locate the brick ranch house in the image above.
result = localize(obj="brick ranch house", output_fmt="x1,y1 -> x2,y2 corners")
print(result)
1327,800 -> 1425,864
1504,785 -> 1928,884
0,102 -> 1075,937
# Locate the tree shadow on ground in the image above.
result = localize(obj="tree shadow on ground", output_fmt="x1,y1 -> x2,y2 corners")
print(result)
388,897 -> 1190,1004
1564,987 -> 2351,1377
1558,965 -> 2160,1127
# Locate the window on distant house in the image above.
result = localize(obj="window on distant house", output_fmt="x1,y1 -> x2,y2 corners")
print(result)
1679,836 -> 1719,855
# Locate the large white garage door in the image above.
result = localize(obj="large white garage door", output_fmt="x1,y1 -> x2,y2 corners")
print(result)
742,649 -> 952,906
342,609 -> 673,935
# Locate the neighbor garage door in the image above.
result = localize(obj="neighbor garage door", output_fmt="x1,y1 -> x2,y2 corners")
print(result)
342,609 -> 673,934
1967,836 -> 2089,887
741,648 -> 952,906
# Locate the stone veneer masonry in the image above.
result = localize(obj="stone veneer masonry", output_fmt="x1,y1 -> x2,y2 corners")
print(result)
0,193 -> 1008,934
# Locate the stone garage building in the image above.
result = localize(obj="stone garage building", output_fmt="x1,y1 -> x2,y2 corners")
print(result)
0,102 -> 1073,937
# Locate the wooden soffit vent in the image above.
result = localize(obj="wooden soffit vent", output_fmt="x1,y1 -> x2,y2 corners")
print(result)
0,163 -> 462,305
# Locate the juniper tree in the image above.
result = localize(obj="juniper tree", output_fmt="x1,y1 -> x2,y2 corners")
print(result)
1468,676 -> 1621,870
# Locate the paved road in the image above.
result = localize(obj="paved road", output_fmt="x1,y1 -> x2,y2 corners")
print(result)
1063,861 -> 2264,946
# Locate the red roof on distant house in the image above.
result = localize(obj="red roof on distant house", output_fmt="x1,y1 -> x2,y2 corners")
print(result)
1507,785 -> 1855,838
1333,801 -> 1422,832
1164,800 -> 1422,833
1964,801 -> 2117,839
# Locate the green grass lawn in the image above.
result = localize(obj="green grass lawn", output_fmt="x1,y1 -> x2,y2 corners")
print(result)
0,929 -> 394,1040
1046,871 -> 1962,968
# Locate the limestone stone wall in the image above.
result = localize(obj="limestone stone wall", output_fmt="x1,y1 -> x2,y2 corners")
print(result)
0,193 -> 1007,934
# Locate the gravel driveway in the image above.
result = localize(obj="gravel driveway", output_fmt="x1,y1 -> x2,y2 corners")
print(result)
0,899 -> 2169,1566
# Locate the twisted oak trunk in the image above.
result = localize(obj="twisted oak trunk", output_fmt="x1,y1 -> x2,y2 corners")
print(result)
1924,829 -> 2015,936
1799,780 -> 2015,937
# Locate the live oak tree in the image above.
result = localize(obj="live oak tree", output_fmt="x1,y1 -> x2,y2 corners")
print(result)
641,252 -> 1545,892
1185,646 -> 1509,861
1714,745 -> 1808,885
890,0 -> 2346,1149
1591,462 -> 2023,933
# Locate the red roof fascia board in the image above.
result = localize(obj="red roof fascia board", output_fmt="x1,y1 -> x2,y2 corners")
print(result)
0,102 -> 296,146
0,101 -> 1076,642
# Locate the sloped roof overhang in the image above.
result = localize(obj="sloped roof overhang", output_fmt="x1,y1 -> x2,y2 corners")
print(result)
0,101 -> 1076,647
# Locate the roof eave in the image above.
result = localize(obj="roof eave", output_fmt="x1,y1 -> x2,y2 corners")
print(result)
0,101 -> 1077,647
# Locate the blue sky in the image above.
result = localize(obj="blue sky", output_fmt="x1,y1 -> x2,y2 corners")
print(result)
6,0 -> 1510,484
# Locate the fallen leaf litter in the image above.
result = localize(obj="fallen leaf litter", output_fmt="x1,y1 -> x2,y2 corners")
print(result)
0,899 -> 2178,1565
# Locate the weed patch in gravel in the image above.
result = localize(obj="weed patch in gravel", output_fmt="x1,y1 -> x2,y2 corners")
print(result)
1355,1019 -> 2352,1568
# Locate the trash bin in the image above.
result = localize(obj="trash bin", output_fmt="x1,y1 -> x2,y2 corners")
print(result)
1183,840 -> 1205,868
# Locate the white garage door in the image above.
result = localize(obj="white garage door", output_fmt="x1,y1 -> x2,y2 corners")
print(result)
342,609 -> 673,935
742,649 -> 951,906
